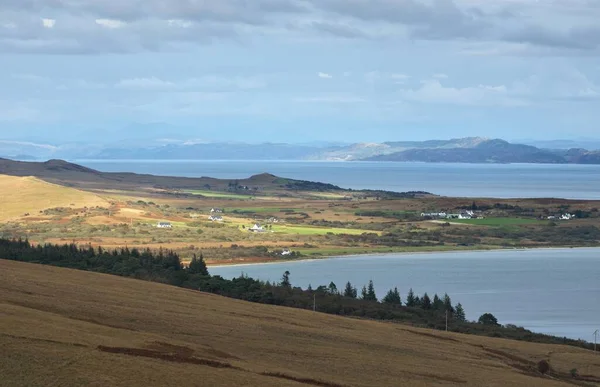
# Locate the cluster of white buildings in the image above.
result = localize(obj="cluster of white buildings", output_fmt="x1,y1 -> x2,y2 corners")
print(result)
421,210 -> 477,220
547,213 -> 575,220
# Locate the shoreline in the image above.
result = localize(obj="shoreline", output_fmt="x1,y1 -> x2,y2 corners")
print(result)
207,245 -> 596,268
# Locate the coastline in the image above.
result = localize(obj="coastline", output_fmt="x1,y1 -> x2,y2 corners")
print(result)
206,245 -> 595,268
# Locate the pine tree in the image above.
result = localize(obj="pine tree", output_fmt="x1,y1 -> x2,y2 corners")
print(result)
344,281 -> 357,298
188,253 -> 208,275
455,303 -> 466,322
443,293 -> 453,313
307,283 -> 313,292
433,294 -> 443,310
382,287 -> 402,305
328,281 -> 338,295
406,288 -> 417,307
280,270 -> 291,288
421,292 -> 432,310
366,280 -> 377,301
361,285 -> 368,300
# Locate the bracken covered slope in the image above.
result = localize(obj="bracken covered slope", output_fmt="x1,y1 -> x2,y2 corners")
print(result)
1,259 -> 599,387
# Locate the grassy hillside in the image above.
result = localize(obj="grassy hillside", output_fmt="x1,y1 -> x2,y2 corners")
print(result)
0,175 -> 107,221
2,259 -> 599,387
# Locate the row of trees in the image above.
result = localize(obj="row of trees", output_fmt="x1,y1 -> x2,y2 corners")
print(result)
0,238 -> 593,350
284,275 -> 468,323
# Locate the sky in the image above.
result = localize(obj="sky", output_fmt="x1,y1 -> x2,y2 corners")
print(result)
1,0 -> 600,145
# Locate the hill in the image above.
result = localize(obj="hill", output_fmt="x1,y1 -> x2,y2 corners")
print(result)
0,158 -> 342,194
0,175 -> 108,221
365,139 -> 567,164
1,259 -> 599,387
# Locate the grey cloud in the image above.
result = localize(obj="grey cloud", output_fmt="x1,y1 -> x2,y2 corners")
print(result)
2,0 -> 600,54
307,0 -> 492,41
504,25 -> 600,50
2,0 -> 309,24
309,21 -> 375,39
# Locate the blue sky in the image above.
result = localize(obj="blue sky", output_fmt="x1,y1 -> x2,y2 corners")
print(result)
1,0 -> 600,144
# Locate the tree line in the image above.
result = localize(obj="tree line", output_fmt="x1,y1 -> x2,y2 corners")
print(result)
0,238 -> 594,351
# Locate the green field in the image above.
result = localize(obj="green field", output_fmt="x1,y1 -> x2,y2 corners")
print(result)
450,217 -> 542,226
271,224 -> 378,236
231,207 -> 283,214
183,190 -> 254,199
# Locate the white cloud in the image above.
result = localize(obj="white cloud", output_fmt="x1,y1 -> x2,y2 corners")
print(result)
295,94 -> 366,103
95,19 -> 126,29
433,73 -> 449,79
318,72 -> 333,79
42,18 -> 56,28
114,75 -> 266,92
116,77 -> 175,90
167,19 -> 193,28
399,79 -> 523,106
11,74 -> 50,83
0,140 -> 58,150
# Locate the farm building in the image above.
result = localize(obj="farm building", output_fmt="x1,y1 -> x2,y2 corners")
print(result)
157,222 -> 172,229
249,224 -> 265,232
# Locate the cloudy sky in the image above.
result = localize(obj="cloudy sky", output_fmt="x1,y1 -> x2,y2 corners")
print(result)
1,0 -> 600,144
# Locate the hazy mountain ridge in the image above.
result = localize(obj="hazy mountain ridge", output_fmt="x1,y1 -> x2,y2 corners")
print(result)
365,139 -> 568,164
2,136 -> 600,164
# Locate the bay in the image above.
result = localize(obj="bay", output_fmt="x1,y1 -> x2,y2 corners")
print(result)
75,160 -> 600,199
210,248 -> 600,341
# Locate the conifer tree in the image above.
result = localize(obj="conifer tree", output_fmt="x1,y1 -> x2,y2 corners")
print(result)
188,253 -> 208,275
328,281 -> 338,295
361,285 -> 368,300
406,288 -> 417,307
382,287 -> 402,305
421,292 -> 432,310
433,294 -> 443,310
443,293 -> 453,313
280,270 -> 291,288
455,303 -> 466,322
344,281 -> 357,298
366,280 -> 377,301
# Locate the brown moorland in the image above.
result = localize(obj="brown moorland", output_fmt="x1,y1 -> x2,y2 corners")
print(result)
0,175 -> 108,221
1,259 -> 599,387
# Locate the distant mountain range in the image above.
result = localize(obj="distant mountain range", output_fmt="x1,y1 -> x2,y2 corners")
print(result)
2,137 -> 600,164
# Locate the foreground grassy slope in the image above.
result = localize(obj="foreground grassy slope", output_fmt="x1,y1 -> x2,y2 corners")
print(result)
1,260 -> 599,387
0,175 -> 107,221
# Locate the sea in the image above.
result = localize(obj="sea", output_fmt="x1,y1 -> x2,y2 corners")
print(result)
210,248 -> 600,341
75,160 -> 600,340
75,160 -> 600,199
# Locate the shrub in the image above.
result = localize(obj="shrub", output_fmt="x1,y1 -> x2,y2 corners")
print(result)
570,368 -> 578,378
537,360 -> 550,375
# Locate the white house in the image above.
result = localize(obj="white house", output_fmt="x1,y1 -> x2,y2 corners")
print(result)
281,249 -> 292,256
249,224 -> 265,232
421,212 -> 447,218
210,208 -> 223,213
208,215 -> 223,222
157,222 -> 172,229
560,213 -> 574,220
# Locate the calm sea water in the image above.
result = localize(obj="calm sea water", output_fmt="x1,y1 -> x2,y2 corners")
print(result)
210,248 -> 600,341
76,160 -> 600,199
76,160 -> 600,339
